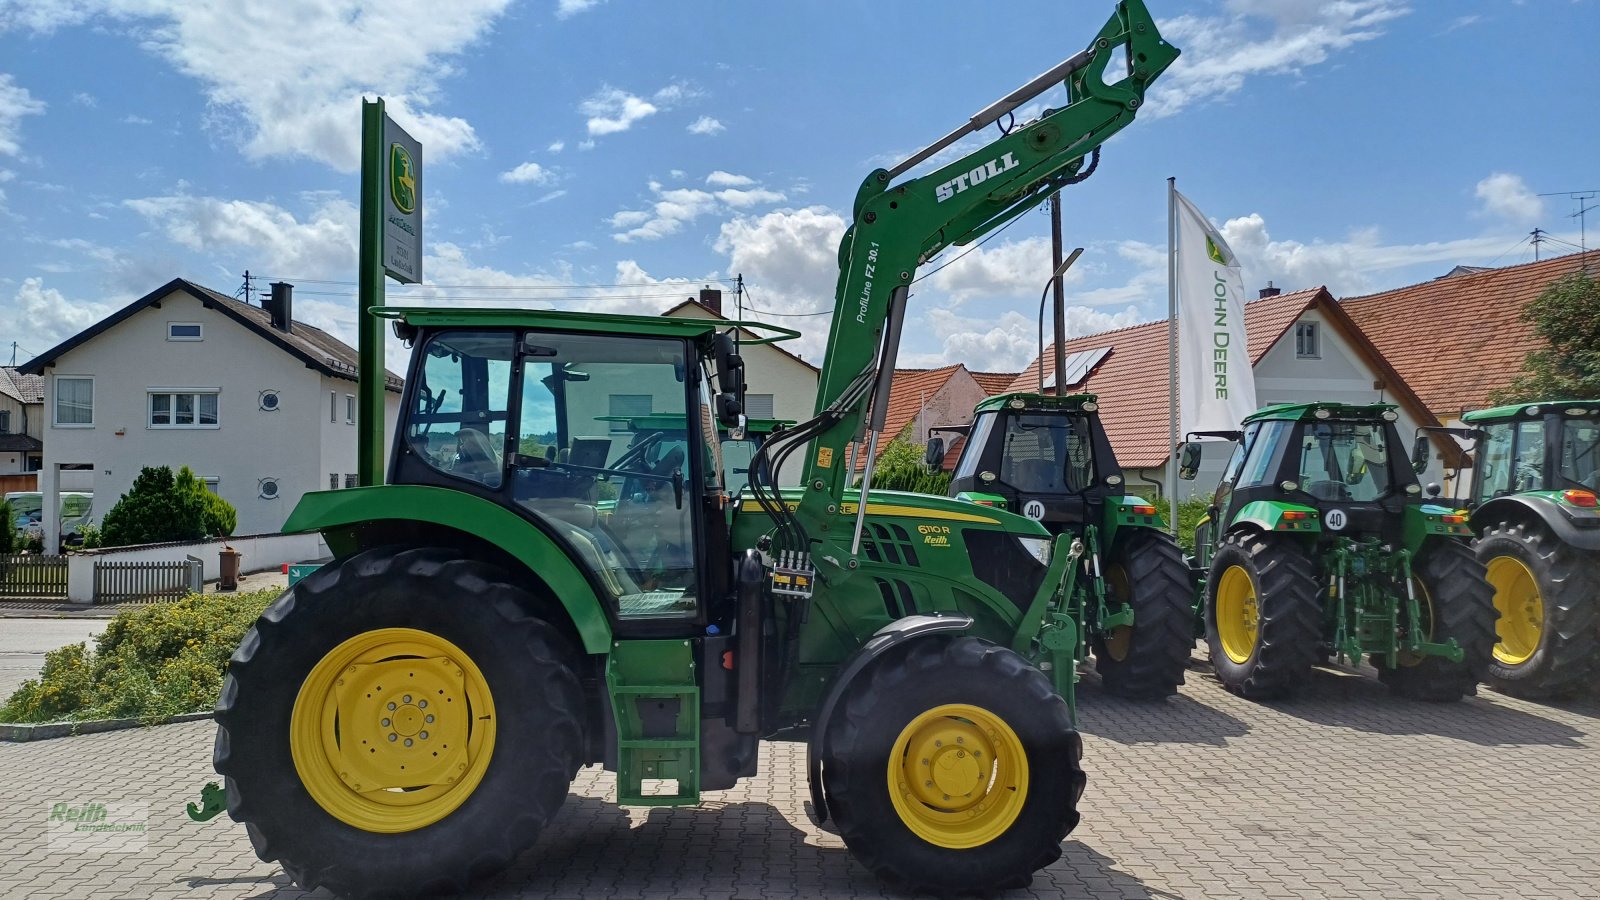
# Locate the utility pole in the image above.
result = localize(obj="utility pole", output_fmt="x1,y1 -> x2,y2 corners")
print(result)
1531,228 -> 1544,261
1049,192 -> 1067,393
736,273 -> 744,321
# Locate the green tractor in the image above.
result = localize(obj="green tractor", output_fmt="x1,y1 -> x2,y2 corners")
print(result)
1182,402 -> 1496,701
1456,400 -> 1600,698
209,5 -> 1180,897
926,391 -> 1194,699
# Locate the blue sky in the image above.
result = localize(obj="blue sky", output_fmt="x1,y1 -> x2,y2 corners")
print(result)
0,0 -> 1595,373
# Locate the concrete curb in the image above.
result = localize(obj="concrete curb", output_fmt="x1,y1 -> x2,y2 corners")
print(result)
0,710 -> 213,743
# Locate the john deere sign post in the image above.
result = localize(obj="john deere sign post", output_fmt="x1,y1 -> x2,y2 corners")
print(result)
357,98 -> 421,485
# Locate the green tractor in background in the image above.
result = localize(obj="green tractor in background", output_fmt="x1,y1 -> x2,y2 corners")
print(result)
926,392 -> 1194,700
1457,400 -> 1600,698
1182,402 -> 1496,701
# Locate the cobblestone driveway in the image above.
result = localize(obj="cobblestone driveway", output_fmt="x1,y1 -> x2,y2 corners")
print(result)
2,656 -> 1596,899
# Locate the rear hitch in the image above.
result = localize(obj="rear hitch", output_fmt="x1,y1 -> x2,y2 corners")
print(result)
186,781 -> 226,822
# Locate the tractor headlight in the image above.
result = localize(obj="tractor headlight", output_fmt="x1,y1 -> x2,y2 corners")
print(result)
1081,400 -> 1099,412
1009,398 -> 1026,410
1314,408 -> 1331,419
1382,410 -> 1399,422
1281,480 -> 1300,492
1405,483 -> 1422,495
1105,474 -> 1123,486
1015,536 -> 1053,566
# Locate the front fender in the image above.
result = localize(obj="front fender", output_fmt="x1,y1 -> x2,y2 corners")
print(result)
805,614 -> 973,828
1473,494 -> 1600,551
284,485 -> 614,654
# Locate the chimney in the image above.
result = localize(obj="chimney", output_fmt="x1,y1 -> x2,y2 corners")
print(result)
699,287 -> 722,315
266,282 -> 293,333
1258,281 -> 1281,299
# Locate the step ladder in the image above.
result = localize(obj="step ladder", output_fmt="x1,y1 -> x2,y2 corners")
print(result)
606,640 -> 701,806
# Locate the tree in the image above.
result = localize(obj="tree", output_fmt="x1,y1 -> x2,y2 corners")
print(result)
0,499 -> 16,555
1491,271 -> 1600,404
100,465 -> 237,547
854,438 -> 953,495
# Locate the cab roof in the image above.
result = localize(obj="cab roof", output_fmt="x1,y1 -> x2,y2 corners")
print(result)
1462,400 -> 1600,423
1242,401 -> 1398,424
974,391 -> 1099,414
379,306 -> 722,341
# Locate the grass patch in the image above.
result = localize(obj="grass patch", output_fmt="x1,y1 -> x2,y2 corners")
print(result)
1,589 -> 278,725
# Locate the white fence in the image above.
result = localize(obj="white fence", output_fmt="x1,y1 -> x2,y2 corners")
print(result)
66,532 -> 329,604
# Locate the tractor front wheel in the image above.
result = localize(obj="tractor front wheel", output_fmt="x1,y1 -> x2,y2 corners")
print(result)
1375,540 -> 1496,702
1093,529 -> 1195,699
823,637 -> 1085,894
1478,521 -> 1600,699
1205,532 -> 1321,699
213,547 -> 585,899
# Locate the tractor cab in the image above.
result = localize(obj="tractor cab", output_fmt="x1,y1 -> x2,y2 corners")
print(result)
387,309 -> 749,631
938,392 -> 1122,529
1462,400 -> 1600,503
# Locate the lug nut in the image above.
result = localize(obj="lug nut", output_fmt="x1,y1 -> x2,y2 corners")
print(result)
387,702 -> 396,711
388,734 -> 397,742
419,731 -> 429,740
404,738 -> 413,747
419,700 -> 427,709
381,718 -> 391,727
425,715 -> 434,724
403,695 -> 412,703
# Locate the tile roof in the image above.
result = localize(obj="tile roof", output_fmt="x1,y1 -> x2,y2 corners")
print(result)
1007,289 -> 1330,469
970,371 -> 1019,395
4,369 -> 45,404
18,278 -> 403,390
1340,251 -> 1599,417
849,365 -> 968,470
0,433 -> 42,452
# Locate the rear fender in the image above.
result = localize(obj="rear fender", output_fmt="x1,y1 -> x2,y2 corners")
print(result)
284,485 -> 614,654
1472,495 -> 1600,551
1230,500 -> 1322,536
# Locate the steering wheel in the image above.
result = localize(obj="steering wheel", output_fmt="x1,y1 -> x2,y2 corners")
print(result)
610,431 -> 668,474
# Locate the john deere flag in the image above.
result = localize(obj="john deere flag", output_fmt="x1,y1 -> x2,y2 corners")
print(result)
1174,190 -> 1255,433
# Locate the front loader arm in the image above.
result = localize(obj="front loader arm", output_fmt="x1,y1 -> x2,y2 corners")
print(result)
775,1 -> 1177,569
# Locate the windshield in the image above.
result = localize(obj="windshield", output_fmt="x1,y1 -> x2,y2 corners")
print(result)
1297,420 -> 1394,502
998,413 -> 1094,494
1559,417 -> 1600,490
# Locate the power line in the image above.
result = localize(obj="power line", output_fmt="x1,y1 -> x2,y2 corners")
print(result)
737,284 -> 834,318
259,275 -> 735,290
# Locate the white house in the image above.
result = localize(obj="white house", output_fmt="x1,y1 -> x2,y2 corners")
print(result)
663,289 -> 820,484
20,279 -> 402,548
0,367 -> 44,479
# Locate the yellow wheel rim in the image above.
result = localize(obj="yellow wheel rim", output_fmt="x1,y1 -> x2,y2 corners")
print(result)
886,703 -> 1028,849
1101,564 -> 1133,661
1397,576 -> 1437,667
290,628 -> 496,833
1215,565 -> 1259,665
1486,556 -> 1543,666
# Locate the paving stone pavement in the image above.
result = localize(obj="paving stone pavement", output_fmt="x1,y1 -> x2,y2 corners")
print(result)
2,655 -> 1596,899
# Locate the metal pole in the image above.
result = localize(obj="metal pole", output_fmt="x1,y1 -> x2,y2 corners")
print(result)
1167,177 -> 1179,531
357,99 -> 387,486
1051,192 -> 1067,394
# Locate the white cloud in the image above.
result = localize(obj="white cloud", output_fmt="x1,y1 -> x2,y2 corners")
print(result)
712,206 -> 847,358
536,189 -> 566,204
555,0 -> 604,18
0,74 -> 45,156
923,236 -> 1087,304
1149,2 -> 1407,117
71,92 -> 96,107
1475,172 -> 1543,225
500,161 -> 554,185
706,171 -> 754,188
612,176 -> 787,242
3,277 -> 114,350
122,114 -> 153,126
688,115 -> 724,136
581,86 -> 659,136
5,1 -> 512,171
902,305 -> 1143,372
123,191 -> 358,279
547,140 -> 565,153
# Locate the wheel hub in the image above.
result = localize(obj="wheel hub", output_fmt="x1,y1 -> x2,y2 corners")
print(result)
1216,565 -> 1260,665
888,704 -> 1028,849
334,656 -> 470,790
1486,555 -> 1543,666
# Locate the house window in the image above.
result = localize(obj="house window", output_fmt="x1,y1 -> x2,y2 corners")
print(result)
330,391 -> 337,422
200,476 -> 220,494
167,323 -> 203,341
330,473 -> 339,489
0,410 -> 9,433
745,393 -> 775,419
344,473 -> 358,489
1295,322 -> 1320,359
345,394 -> 355,424
608,393 -> 652,431
54,376 -> 94,426
150,390 -> 220,428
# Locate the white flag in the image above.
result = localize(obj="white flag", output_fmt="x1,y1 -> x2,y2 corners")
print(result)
1174,190 -> 1256,434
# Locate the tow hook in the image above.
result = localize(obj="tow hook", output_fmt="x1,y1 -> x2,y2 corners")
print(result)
186,781 -> 227,822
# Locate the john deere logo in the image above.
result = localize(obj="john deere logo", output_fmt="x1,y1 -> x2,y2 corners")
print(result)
1206,234 -> 1231,266
389,143 -> 416,214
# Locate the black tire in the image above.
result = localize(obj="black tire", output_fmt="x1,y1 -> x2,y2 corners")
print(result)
823,637 -> 1085,895
1477,521 -> 1600,699
1375,540 -> 1497,702
1205,532 -> 1321,700
1093,529 -> 1195,699
214,547 -> 585,899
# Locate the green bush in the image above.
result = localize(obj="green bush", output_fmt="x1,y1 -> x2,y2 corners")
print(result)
100,465 -> 237,547
853,438 -> 953,495
0,499 -> 15,555
0,589 -> 277,724
1173,492 -> 1213,556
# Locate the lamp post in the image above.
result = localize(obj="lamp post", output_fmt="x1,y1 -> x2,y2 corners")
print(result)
1036,246 -> 1085,391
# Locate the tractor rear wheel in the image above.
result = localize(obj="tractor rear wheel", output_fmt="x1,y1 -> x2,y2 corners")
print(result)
1093,529 -> 1195,699
1205,532 -> 1321,699
1478,520 -> 1600,699
213,547 -> 585,899
823,637 -> 1085,895
1375,540 -> 1496,702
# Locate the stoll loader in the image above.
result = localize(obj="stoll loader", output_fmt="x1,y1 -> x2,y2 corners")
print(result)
924,391 -> 1194,699
1180,402 -> 1496,701
207,4 -> 1179,897
1454,400 -> 1600,698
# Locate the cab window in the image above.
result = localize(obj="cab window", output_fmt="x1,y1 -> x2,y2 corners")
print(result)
1559,417 -> 1600,491
1476,422 -> 1514,502
1297,421 -> 1391,502
997,413 -> 1095,493
406,331 -> 514,490
1236,420 -> 1291,488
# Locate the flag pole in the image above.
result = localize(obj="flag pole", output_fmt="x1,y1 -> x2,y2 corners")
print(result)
1166,176 -> 1179,535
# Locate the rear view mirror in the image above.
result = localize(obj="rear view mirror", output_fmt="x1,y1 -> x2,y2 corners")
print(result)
1177,442 -> 1202,481
1411,434 -> 1431,474
925,437 -> 947,469
713,332 -> 746,429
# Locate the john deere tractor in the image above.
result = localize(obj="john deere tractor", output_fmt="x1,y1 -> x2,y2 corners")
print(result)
926,391 -> 1194,699
1457,400 -> 1600,698
1182,402 -> 1496,701
209,5 -> 1179,897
